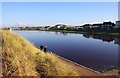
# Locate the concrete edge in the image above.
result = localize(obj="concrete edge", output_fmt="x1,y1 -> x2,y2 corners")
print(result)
49,52 -> 102,75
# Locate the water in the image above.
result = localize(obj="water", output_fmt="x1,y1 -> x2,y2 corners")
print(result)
13,30 -> 119,72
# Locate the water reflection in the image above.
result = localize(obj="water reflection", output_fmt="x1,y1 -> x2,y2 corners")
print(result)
114,38 -> 120,46
54,32 -> 120,46
82,33 -> 120,46
55,32 -> 69,36
13,30 -> 119,72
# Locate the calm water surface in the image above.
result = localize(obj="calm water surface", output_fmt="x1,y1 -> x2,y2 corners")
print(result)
13,30 -> 119,71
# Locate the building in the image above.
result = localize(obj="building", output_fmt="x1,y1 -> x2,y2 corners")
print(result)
101,22 -> 115,29
92,23 -> 102,29
44,26 -> 50,30
40,26 -> 50,30
54,24 -> 67,29
75,26 -> 83,29
83,24 -> 92,29
114,21 -> 120,28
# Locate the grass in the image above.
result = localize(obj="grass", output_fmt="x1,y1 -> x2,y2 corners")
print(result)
1,30 -> 79,76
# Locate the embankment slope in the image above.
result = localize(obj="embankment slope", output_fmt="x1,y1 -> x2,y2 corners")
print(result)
1,30 -> 102,77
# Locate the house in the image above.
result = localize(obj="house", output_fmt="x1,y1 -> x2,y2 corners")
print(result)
92,23 -> 102,29
114,21 -> 120,28
40,26 -> 50,30
44,26 -> 50,30
83,24 -> 92,29
101,22 -> 115,29
54,24 -> 67,29
75,26 -> 83,29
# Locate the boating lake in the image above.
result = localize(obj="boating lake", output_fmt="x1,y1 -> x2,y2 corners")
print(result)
13,30 -> 119,72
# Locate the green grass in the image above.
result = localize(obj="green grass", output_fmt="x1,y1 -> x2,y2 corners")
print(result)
1,30 -> 79,76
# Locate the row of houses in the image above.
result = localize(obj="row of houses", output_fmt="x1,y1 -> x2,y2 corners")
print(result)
83,22 -> 115,29
8,21 -> 120,30
53,21 -> 120,30
9,26 -> 51,30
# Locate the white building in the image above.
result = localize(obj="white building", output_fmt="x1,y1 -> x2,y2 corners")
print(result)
55,24 -> 67,29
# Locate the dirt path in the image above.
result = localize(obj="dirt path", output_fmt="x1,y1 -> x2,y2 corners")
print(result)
51,53 -> 103,76
102,69 -> 118,76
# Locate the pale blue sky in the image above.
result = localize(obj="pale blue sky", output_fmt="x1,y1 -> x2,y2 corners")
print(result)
1,0 -> 119,2
1,2 -> 118,27
118,2 -> 120,20
0,2 -> 2,27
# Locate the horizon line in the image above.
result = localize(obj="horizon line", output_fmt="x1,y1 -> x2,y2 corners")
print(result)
1,20 -> 118,28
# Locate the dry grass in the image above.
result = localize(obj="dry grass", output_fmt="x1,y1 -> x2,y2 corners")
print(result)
1,30 -> 79,76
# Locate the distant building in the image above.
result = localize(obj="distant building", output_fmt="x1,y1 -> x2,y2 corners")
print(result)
54,24 -> 67,29
44,26 -> 50,30
92,23 -> 102,29
40,26 -> 50,30
83,24 -> 92,29
82,21 -> 115,30
101,22 -> 115,29
75,26 -> 83,29
114,21 -> 120,28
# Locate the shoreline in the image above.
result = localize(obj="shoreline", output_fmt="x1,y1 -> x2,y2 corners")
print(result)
4,29 -> 120,36
48,52 -> 118,76
48,51 -> 103,76
12,30 -> 119,76
2,30 -> 118,76
44,29 -> 120,36
11,30 -> 119,76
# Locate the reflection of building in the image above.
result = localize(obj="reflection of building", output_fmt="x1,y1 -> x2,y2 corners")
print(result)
60,32 -> 68,36
55,32 -> 68,36
114,21 -> 120,28
101,36 -> 114,42
83,33 -> 114,42
92,34 -> 101,39
83,34 -> 91,38
114,38 -> 120,46
55,32 -> 61,35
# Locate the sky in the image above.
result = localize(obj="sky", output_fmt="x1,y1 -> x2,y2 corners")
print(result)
0,2 -> 2,27
1,0 -> 119,2
118,2 -> 120,20
1,2 -> 118,27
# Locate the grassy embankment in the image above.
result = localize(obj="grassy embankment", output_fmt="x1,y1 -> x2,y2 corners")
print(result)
1,30 -> 79,76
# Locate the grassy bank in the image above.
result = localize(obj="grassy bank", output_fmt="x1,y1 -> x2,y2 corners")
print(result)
1,30 -> 79,76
